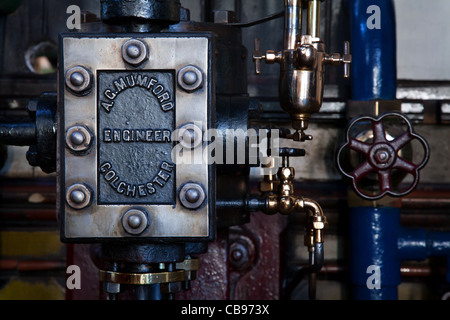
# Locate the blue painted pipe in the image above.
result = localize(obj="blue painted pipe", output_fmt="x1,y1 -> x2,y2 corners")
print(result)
348,0 -> 397,100
350,208 -> 450,300
347,0 -> 450,300
349,207 -> 402,300
399,228 -> 450,261
347,0 -> 400,300
399,228 -> 450,282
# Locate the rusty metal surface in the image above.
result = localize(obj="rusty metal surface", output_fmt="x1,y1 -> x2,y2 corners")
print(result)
178,212 -> 287,300
177,230 -> 230,300
65,244 -> 100,300
231,213 -> 287,300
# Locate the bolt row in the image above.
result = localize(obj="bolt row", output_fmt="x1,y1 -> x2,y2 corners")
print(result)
64,38 -> 207,236
65,38 -> 204,96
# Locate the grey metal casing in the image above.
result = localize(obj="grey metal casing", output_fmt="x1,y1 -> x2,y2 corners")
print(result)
58,33 -> 215,242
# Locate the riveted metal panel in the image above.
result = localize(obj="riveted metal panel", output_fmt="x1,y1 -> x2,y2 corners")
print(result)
58,33 -> 214,242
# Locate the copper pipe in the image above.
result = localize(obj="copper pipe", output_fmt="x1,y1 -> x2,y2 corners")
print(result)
307,0 -> 321,38
320,262 -> 447,278
0,259 -> 66,271
284,0 -> 302,50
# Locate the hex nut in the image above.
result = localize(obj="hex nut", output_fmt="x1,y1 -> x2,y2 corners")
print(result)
177,123 -> 203,149
122,39 -> 148,66
177,65 -> 203,92
122,209 -> 149,235
179,183 -> 206,210
66,184 -> 92,210
65,66 -> 93,94
65,126 -> 93,152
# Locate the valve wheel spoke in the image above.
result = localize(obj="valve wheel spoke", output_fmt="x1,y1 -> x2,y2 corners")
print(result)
391,131 -> 413,152
372,121 -> 386,143
378,170 -> 391,193
393,156 -> 418,175
347,138 -> 371,155
351,160 -> 373,182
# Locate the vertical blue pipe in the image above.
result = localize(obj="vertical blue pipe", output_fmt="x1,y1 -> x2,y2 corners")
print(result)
349,207 -> 401,300
348,0 -> 397,100
347,0 -> 450,299
347,0 -> 400,300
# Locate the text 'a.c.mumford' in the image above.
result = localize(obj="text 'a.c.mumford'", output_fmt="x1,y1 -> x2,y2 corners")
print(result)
100,74 -> 174,113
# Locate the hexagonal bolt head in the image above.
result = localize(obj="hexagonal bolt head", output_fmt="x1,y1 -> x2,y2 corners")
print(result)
229,238 -> 255,271
177,65 -> 203,92
66,184 -> 92,210
122,39 -> 148,66
177,123 -> 203,149
65,126 -> 93,153
65,66 -> 93,94
179,183 -> 206,210
121,209 -> 150,235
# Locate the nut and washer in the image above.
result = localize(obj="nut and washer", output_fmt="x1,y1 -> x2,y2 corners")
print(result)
66,184 -> 92,210
179,183 -> 206,210
177,65 -> 203,92
122,209 -> 149,235
65,66 -> 92,94
65,126 -> 93,152
177,123 -> 203,149
122,39 -> 148,66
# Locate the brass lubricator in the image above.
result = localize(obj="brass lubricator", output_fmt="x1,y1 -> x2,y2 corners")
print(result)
253,0 -> 351,141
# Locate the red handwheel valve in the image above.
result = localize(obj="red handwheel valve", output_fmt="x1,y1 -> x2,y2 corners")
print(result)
337,112 -> 430,200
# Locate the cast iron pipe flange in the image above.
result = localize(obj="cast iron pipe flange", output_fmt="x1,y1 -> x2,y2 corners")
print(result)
337,112 -> 429,200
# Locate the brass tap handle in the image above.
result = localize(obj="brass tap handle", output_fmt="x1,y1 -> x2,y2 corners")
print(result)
324,41 -> 352,78
252,38 -> 265,75
343,41 -> 351,78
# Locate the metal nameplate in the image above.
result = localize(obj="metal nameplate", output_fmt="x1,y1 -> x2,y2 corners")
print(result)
97,70 -> 175,205
59,33 -> 214,241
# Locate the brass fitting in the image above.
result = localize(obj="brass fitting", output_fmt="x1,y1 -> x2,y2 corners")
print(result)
296,198 -> 327,246
259,156 -> 280,193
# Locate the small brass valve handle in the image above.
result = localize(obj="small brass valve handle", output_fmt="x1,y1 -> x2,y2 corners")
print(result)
252,38 -> 281,74
252,38 -> 265,75
343,41 -> 351,78
324,41 -> 352,78
337,112 -> 430,200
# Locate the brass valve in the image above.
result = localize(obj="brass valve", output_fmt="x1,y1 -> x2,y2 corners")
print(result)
252,0 -> 351,142
262,148 -> 327,244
